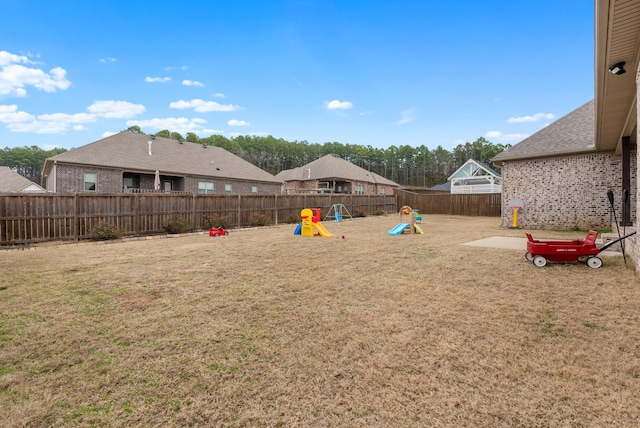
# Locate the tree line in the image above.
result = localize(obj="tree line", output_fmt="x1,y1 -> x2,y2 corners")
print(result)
2,127 -> 510,188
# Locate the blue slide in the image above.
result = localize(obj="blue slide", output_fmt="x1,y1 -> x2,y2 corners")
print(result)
294,223 -> 302,235
388,223 -> 409,236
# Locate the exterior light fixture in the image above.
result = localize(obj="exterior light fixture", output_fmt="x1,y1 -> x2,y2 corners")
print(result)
608,61 -> 626,75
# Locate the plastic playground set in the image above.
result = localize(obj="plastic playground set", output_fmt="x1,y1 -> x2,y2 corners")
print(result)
294,208 -> 334,237
388,206 -> 423,236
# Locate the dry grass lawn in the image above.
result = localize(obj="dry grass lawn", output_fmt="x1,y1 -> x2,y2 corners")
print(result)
1,214 -> 639,427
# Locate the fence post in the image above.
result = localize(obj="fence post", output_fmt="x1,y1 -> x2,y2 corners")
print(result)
133,194 -> 140,236
73,193 -> 79,242
191,193 -> 197,231
274,193 -> 278,225
237,194 -> 241,228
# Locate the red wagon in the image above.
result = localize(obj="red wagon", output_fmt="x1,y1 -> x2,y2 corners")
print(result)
525,230 -> 636,268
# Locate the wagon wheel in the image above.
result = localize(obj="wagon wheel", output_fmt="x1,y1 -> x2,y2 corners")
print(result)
532,255 -> 547,267
212,232 -> 219,237
525,252 -> 533,262
223,231 -> 229,236
586,256 -> 603,269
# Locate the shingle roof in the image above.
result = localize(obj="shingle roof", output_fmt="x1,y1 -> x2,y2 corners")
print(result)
0,167 -> 45,192
43,132 -> 282,184
492,100 -> 596,164
430,181 -> 451,191
275,154 -> 398,186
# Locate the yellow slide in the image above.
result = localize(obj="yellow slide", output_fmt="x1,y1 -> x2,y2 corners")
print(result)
312,221 -> 333,238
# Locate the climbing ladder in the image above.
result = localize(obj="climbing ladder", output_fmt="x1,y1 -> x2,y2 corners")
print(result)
324,204 -> 353,222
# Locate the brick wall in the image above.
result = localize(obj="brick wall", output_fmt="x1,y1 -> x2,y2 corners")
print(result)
500,151 -> 637,230
51,164 -> 123,193
50,164 -> 282,195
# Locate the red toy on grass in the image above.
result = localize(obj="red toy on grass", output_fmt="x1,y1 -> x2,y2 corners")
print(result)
209,227 -> 228,237
204,215 -> 229,237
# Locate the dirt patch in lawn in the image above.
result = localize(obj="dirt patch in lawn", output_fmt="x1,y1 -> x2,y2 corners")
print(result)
1,215 -> 639,427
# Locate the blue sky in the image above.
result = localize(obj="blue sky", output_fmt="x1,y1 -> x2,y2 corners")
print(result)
0,0 -> 594,151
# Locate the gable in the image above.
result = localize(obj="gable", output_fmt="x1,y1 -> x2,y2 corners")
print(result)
448,159 -> 500,182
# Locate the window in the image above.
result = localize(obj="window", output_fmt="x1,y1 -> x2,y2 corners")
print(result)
355,184 -> 365,195
84,173 -> 97,191
198,182 -> 214,194
225,184 -> 232,193
343,185 -> 349,193
251,186 -> 258,194
163,181 -> 172,192
379,187 -> 386,195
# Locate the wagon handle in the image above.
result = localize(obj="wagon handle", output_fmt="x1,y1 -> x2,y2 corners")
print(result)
598,230 -> 636,253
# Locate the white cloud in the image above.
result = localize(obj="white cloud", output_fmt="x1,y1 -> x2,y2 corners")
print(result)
507,113 -> 555,123
327,99 -> 353,110
9,111 -> 97,134
0,50 -> 71,97
169,98 -> 242,112
485,131 -> 529,141
214,93 -> 225,98
38,112 -> 96,123
145,76 -> 171,83
0,104 -> 97,134
126,117 -> 209,135
87,100 -> 146,118
99,57 -> 116,63
396,108 -> 416,125
0,104 -> 34,123
201,128 -> 224,135
228,119 -> 249,126
0,51 -> 32,67
183,79 -> 204,87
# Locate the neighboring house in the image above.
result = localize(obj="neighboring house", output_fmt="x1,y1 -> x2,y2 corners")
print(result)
275,154 -> 398,195
447,159 -> 502,194
0,167 -> 46,192
492,0 -> 640,274
42,132 -> 282,194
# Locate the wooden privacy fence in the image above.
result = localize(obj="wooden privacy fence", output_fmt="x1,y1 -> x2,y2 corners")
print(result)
0,191 -> 501,246
0,193 -> 397,246
397,190 -> 502,217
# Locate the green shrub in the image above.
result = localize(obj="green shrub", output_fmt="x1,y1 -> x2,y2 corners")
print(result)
164,216 -> 190,234
354,210 -> 368,218
286,214 -> 300,224
205,215 -> 229,229
248,213 -> 272,227
375,209 -> 386,216
88,221 -> 122,241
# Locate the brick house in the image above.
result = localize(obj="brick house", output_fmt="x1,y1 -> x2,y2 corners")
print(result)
42,132 -> 282,194
491,100 -> 637,230
494,0 -> 640,273
275,154 -> 398,195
